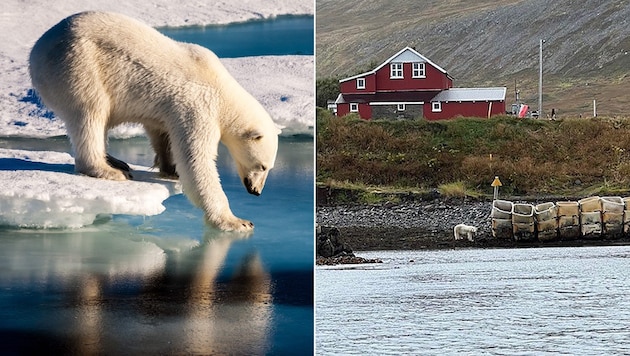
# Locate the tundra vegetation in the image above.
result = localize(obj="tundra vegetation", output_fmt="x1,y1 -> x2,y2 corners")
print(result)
317,108 -> 630,202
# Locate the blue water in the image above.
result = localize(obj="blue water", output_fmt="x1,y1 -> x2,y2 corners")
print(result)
0,136 -> 313,354
159,15 -> 314,57
316,247 -> 630,355
0,17 -> 313,354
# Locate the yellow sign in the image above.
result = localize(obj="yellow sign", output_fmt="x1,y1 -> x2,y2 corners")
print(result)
491,176 -> 502,187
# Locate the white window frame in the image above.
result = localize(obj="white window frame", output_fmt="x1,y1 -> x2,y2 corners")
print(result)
432,101 -> 442,112
412,62 -> 425,78
356,77 -> 365,89
350,103 -> 359,112
397,103 -> 406,111
390,63 -> 403,79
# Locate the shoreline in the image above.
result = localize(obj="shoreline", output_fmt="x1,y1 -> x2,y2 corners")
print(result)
335,225 -> 630,251
316,196 -> 630,263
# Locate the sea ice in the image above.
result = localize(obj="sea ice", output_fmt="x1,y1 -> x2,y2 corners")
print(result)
0,148 -> 182,229
223,56 -> 313,135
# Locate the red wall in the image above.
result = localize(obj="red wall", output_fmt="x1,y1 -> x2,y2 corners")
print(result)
340,63 -> 452,94
337,103 -> 350,117
424,101 -> 506,120
358,103 -> 372,119
340,74 -> 377,94
375,63 -> 452,92
339,100 -> 506,120
336,103 -> 372,119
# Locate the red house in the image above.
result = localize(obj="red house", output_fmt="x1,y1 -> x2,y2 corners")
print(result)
334,47 -> 506,120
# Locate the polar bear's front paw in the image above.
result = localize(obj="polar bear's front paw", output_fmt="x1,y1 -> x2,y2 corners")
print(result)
214,216 -> 254,232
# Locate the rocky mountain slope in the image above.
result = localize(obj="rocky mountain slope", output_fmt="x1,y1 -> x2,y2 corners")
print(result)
317,0 -> 630,116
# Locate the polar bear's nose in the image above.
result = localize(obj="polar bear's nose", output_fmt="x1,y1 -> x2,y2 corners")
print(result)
244,178 -> 261,196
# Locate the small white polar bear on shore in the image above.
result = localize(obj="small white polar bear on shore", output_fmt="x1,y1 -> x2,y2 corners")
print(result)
454,224 -> 477,241
29,11 -> 280,231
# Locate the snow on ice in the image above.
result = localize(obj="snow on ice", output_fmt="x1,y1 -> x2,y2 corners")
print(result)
0,149 -> 182,229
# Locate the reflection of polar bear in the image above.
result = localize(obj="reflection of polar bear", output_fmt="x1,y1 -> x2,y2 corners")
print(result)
29,12 -> 280,231
454,224 -> 477,241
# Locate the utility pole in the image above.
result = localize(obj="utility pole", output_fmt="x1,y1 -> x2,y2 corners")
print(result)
539,39 -> 544,118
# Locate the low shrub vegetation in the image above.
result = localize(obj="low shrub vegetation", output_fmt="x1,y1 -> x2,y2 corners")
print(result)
317,109 -> 630,197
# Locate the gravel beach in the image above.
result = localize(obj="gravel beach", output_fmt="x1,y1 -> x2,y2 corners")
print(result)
316,196 -> 630,254
317,199 -> 494,251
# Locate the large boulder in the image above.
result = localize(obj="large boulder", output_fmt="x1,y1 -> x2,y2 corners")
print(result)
316,225 -> 354,258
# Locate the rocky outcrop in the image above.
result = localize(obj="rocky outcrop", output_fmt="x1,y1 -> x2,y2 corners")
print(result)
316,225 -> 382,265
316,225 -> 353,258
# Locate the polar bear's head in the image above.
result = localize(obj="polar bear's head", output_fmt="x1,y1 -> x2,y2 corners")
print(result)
229,126 -> 280,196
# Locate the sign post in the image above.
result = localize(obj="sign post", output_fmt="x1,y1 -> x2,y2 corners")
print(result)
491,176 -> 502,200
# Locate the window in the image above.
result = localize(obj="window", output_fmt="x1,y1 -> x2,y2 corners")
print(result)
412,62 -> 425,78
397,104 -> 406,111
350,103 -> 359,112
356,78 -> 365,89
390,63 -> 403,79
432,102 -> 442,112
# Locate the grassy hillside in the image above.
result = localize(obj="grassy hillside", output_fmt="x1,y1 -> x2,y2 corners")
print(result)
317,109 -> 630,197
316,0 -> 630,117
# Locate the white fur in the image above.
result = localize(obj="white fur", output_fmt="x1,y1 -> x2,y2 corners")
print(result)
454,224 -> 477,241
29,11 -> 280,231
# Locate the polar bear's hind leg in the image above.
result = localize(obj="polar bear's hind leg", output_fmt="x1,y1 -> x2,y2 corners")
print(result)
146,127 -> 178,178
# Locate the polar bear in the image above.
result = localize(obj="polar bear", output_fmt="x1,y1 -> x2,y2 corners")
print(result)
29,11 -> 280,231
454,224 -> 477,241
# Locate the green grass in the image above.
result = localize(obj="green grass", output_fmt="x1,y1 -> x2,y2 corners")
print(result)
317,109 -> 630,198
438,181 -> 483,198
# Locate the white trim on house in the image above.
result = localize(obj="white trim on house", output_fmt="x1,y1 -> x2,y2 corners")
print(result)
350,103 -> 359,112
368,101 -> 425,105
397,103 -> 406,111
432,101 -> 442,112
412,62 -> 425,78
390,63 -> 403,79
356,77 -> 365,89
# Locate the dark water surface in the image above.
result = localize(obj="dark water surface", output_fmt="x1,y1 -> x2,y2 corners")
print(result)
317,247 -> 630,355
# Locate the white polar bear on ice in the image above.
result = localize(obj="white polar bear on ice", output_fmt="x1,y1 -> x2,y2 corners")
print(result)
454,224 -> 477,241
29,11 -> 280,231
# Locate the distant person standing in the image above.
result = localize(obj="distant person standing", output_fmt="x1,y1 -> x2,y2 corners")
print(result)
551,108 -> 557,120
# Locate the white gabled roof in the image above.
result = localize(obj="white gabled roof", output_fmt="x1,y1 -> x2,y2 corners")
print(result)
431,87 -> 507,102
340,47 -> 449,83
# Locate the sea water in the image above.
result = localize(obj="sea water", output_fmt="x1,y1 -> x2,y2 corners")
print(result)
0,136 -> 313,354
0,16 -> 313,354
316,247 -> 630,355
159,15 -> 314,57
